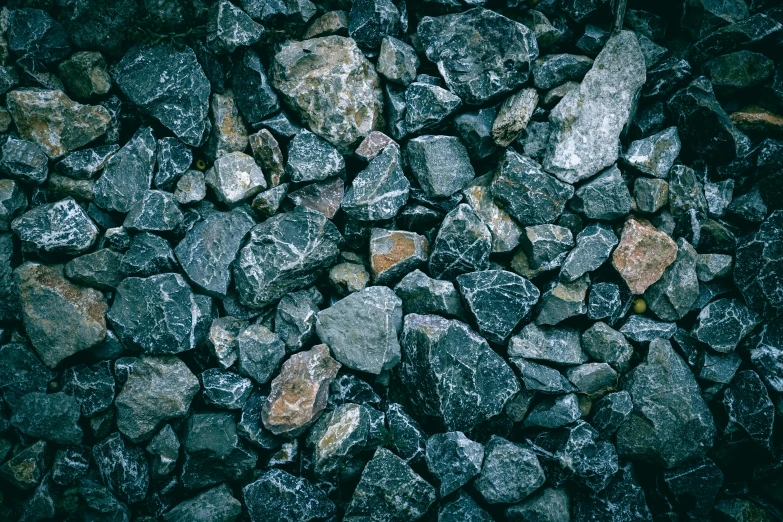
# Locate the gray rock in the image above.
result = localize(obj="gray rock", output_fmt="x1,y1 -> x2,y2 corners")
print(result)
525,393 -> 582,428
206,0 -> 262,55
147,424 -> 180,477
428,204 -> 492,280
543,31 -> 645,183
251,184 -> 288,217
51,446 -> 90,486
155,138 -> 192,189
243,469 -> 335,522
406,135 -> 475,198
369,229 -> 428,284
506,487 -> 571,522
491,88 -> 538,147
491,150 -> 574,227
274,289 -> 320,352
572,462 -> 653,520
644,238 -> 699,321
329,262 -> 369,295
11,197 -> 98,257
668,164 -> 708,218
206,90 -> 249,161
123,190 -> 183,233
163,484 -> 241,522
455,106 -> 498,160
510,357 -> 576,394
0,179 -> 26,231
0,440 -> 47,491
617,338 -> 716,468
15,263 -> 107,368
591,391 -> 633,438
521,225 -> 574,271
348,0 -> 400,49
570,165 -> 633,221
343,145 -> 409,221
92,433 -> 149,504
735,211 -> 783,319
394,269 -> 466,319
206,152 -> 267,205
693,298 -> 760,353
418,8 -> 538,105
535,274 -> 590,325
440,492 -> 494,522
235,207 -> 341,307
120,232 -> 179,277
561,223 -> 618,282
377,36 -> 418,86
474,436 -> 545,504
582,322 -> 634,372
619,315 -> 676,343
463,174 -> 523,253
509,323 -> 587,365
286,130 -> 345,183
201,368 -> 253,410
0,343 -> 54,409
533,53 -> 594,90
237,324 -> 285,384
11,392 -> 82,444
232,49 -> 281,128
400,314 -> 519,431
587,282 -> 626,324
287,177 -> 345,219
405,82 -> 461,135
181,416 -> 258,489
566,362 -> 618,394
623,127 -> 681,178
316,286 -> 402,374
93,127 -> 157,214
64,249 -> 122,291
634,178 -> 669,214
62,361 -> 115,417
114,44 -> 210,146
385,402 -> 426,464
175,170 -> 208,205
425,431 -> 484,496
0,138 -> 48,185
696,253 -> 732,282
308,403 -> 370,478
238,392 -> 282,450
56,145 -> 119,181
208,316 -> 247,369
727,188 -> 766,223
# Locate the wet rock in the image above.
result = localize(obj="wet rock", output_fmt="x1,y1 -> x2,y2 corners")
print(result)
612,217 -> 678,295
406,135 -> 474,198
147,424 -> 180,477
722,370 -> 774,451
93,432 -> 149,504
163,484 -> 241,522
59,51 -> 111,99
634,178 -> 669,214
62,361 -> 115,417
425,431 -> 483,496
644,238 -> 699,321
344,145 -> 409,222
506,487 -> 571,522
623,127 -> 681,178
0,440 -> 47,490
617,338 -> 716,468
474,436 -> 545,504
93,127 -> 157,214
455,106 -> 498,160
288,177 -> 345,219
582,322 -> 633,372
0,180 -> 26,231
491,150 -> 574,227
275,289 -> 320,351
369,229 -> 428,284
394,269 -> 465,318
236,324 -> 285,384
272,36 -> 383,152
456,270 -> 539,344
11,392 -> 82,444
235,207 -> 342,308
405,82 -> 461,135
207,0 -> 262,55
591,391 -> 633,438
543,31 -> 646,184
377,36 -> 418,86
561,223 -> 618,282
308,402 -> 370,478
400,314 -> 519,431
428,204 -> 492,280
110,272 -> 211,355
570,165 -> 633,221
262,344 -> 340,436
535,274 -> 589,325
525,393 -> 581,428
243,469 -> 335,522
12,198 -> 98,257
734,210 -> 783,319
0,138 -> 48,185
316,285 -> 402,374
7,89 -> 110,159
693,298 -> 759,353
418,8 -> 538,105
114,44 -> 210,146
491,88 -> 538,147
533,53 -> 593,90
509,323 -> 586,365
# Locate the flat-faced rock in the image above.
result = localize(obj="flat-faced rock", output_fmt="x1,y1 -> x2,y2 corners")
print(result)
62,361 -> 115,417
163,484 -> 242,522
377,36 -> 418,86
535,274 -> 590,325
93,127 -> 157,214
114,355 -> 199,443
11,197 -> 98,257
0,440 -> 47,491
271,36 -> 383,152
561,224 -> 618,282
7,89 -> 110,159
232,48 -> 281,128
394,269 -> 466,318
418,8 -> 538,105
348,0 -> 400,49
643,238 -> 699,321
243,469 -> 335,522
201,368 -> 253,410
591,391 -> 633,438
0,138 -> 48,185
428,204 -> 492,280
635,178 -> 669,214
510,357 -> 575,394
441,492 -> 493,522
425,431 -> 484,496
506,487 -> 571,522
455,106 -> 498,160
734,210 -> 783,319
93,434 -> 150,505
205,152 -> 266,206
509,323 -> 587,365
285,130 -> 345,183
491,88 -> 538,147
0,180 -> 26,231
525,393 -> 582,428
123,190 -> 183,233
582,322 -> 633,372
288,177 -> 345,219
343,145 -> 409,222
236,324 -> 285,384
10,392 -> 82,444
58,51 -> 111,99
205,90 -> 249,161
533,53 -> 593,90
206,0 -> 262,55
328,262 -> 369,296
463,174 -> 522,253
406,135 -> 475,198
404,82 -> 461,135
612,217 -> 678,294
543,31 -> 646,184
521,224 -> 573,271
274,289 -> 320,352
51,446 -> 90,486
474,436 -> 545,504
154,138 -> 192,189
248,129 -> 284,188
308,402 -> 370,478
623,127 -> 681,178
693,298 -> 759,353
369,229 -> 428,284
722,370 -> 774,453
119,232 -> 179,278
8,8 -> 71,64
570,165 -> 633,221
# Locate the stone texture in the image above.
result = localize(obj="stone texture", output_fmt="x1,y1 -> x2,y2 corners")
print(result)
562,223 -> 618,282
0,138 -> 48,185
243,469 -> 335,522
405,82 -> 461,135
623,127 -> 681,178
509,323 -> 587,365
693,298 -> 760,353
612,217 -> 678,294
394,269 -> 466,319
406,135 -> 475,198
11,198 -> 98,257
463,174 -> 522,253
377,36 -> 418,86
491,88 -> 538,147
569,165 -> 633,221
535,274 -> 590,325
93,127 -> 157,214
644,238 -> 699,321
206,0 -> 263,55
92,433 -> 149,504
425,431 -> 484,496
474,436 -> 545,504
206,152 -> 267,206
428,204 -> 492,280
343,144 -> 409,221
369,229 -> 428,284
734,211 -> 783,319
10,391 -> 82,444
58,51 -> 111,99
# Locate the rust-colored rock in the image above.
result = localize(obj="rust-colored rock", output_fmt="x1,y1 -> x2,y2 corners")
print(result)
370,229 -> 429,285
249,129 -> 286,187
730,106 -> 783,138
355,131 -> 394,162
612,217 -> 678,295
262,344 -> 341,437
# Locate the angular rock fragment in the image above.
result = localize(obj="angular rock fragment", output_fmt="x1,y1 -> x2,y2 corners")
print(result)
12,198 -> 98,257
147,424 -> 180,477
206,152 -> 266,205
93,433 -> 149,504
405,82 -> 461,135
59,51 -> 111,99
119,232 -> 178,277
51,446 -> 90,486
562,224 -> 618,282
377,36 -> 418,86
644,238 -> 699,321
369,229 -> 428,284
535,274 -> 589,325
62,361 -> 115,417
463,174 -> 522,253
348,0 -> 400,49
394,269 -> 466,318
612,217 -> 678,294
232,49 -> 280,128
521,225 -> 574,271
123,190 -> 183,233
243,469 -> 335,522
343,145 -> 409,222
506,488 -> 571,522
722,370 -> 774,452
207,0 -> 263,55
688,13 -> 782,65
455,106 -> 498,160
329,262 -> 369,295
566,363 -> 618,394
163,484 -> 242,522
525,393 -> 582,428
734,211 -> 783,319
250,184 -> 287,217
620,315 -> 677,343
0,138 -> 48,185
201,368 -> 253,410
634,178 -> 669,214
582,322 -> 633,372
8,8 -> 71,64
288,177 -> 345,219
533,54 -> 593,90
623,127 -> 681,178
206,90 -> 249,161
474,436 -> 545,504
693,298 -> 759,353
93,127 -> 157,214
237,324 -> 285,384
441,493 -> 493,522
385,402 -> 426,464
308,402 -> 370,478
491,88 -> 538,147
154,138 -> 192,190
428,204 -> 492,280
510,358 -> 575,394
570,165 -> 633,221
509,323 -> 586,365
425,431 -> 484,496
208,316 -> 247,369
286,130 -> 345,183
406,135 -> 474,198
696,253 -> 732,282
0,180 -> 26,231
275,289 -> 320,352
10,392 -> 82,444
591,391 -> 633,438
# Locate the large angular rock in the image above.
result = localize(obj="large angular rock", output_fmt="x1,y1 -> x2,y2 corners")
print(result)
693,298 -> 759,353
456,270 -> 539,344
0,138 -> 48,185
108,273 -> 212,355
612,217 -> 678,294
93,127 -> 157,214
113,44 -> 211,146
394,269 -> 466,319
474,436 -> 545,504
8,8 -> 71,64
271,36 -> 383,152
561,224 -> 618,282
348,0 -> 400,49
509,323 -> 587,365
404,82 -> 461,135
569,165 -> 633,221
369,229 -> 429,285
114,356 -> 199,443
11,198 -> 98,257
7,89 -> 110,159
62,361 -> 115,417
10,392 -> 82,445
343,145 -> 409,221
308,402 -> 370,478
235,207 -> 341,307
400,314 -> 520,431
572,463 -> 653,521
418,8 -> 538,105
175,209 -> 255,298
92,433 -> 149,504
582,322 -> 633,372
617,338 -> 716,468
463,174 -> 522,253
119,232 -> 179,278
644,238 -> 699,321
734,210 -> 783,319
520,225 -> 574,271
232,49 -> 281,128
428,204 -> 492,280
15,263 -> 106,368
123,190 -> 183,233
535,274 -> 590,325
406,135 -> 474,198
425,432 -> 484,496
243,469 -> 335,522
543,31 -> 646,183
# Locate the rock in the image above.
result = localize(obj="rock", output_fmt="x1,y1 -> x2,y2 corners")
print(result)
58,51 -> 111,99
0,440 -> 47,491
456,270 -> 539,344
510,357 -> 576,394
405,82 -> 462,135
54,141 -> 117,178
316,286 -> 402,374
10,392 -> 82,444
64,249 -> 123,292
369,229 -> 428,284
643,57 -> 692,99
7,89 -> 110,159
343,145 -> 409,222
262,344 -> 340,436
681,0 -> 749,40
329,262 -> 369,295
688,13 -> 782,65
506,487 -> 571,522
455,106 -> 498,160
533,53 -> 593,90
418,8 -> 538,105
406,135 -> 475,198
385,402 -> 426,464
235,207 -> 342,308
727,186 -> 767,223
663,458 -> 723,516
612,217 -> 678,294
634,178 -> 669,214
693,298 -> 759,353
355,131 -> 395,162
384,83 -> 407,140
146,424 -> 180,477
230,49 -> 280,129
521,224 -> 574,271
114,44 -> 210,146
668,165 -> 708,218
704,51 -> 773,91
286,130 -> 345,184
696,253 -> 732,282
0,138 -> 48,185
394,269 -> 465,318
620,314 -> 676,343
348,0 -> 400,49
201,368 -> 253,410
93,433 -> 149,504
617,338 -> 716,468
153,138 -> 192,190
243,469 -> 335,522
237,391 -> 281,450
207,0 -> 262,55
272,36 -> 383,152
644,238 -> 699,321
491,88 -> 538,147
637,35 -> 667,68
582,322 -> 634,372
525,393 -> 582,428
572,463 -> 652,521
236,324 -> 285,384
428,204 -> 492,280
474,436 -> 545,504
0,180 -> 26,231
275,289 -> 320,351
123,190 -> 183,233
561,224 -> 618,282
566,362 -> 617,394
587,282 -> 627,325
623,127 -> 681,178
62,361 -> 115,417
207,316 -> 246,369
509,323 -> 586,365
492,150 -> 574,227
206,90 -> 249,161
8,8 -> 71,64
425,431 -> 483,496
287,177 -> 345,219
535,274 -> 590,325
163,484 -> 241,522
722,370 -> 774,452
345,447 -> 436,521
377,36 -> 418,86
12,198 -> 98,257
440,493 -> 493,522
570,165 -> 633,221
308,402 -> 370,478
400,314 -> 519,431
206,152 -> 266,206
175,209 -> 255,298
543,31 -> 646,184
734,211 -> 783,319
251,184 -> 287,217
463,175 -> 522,253
303,10 -> 349,39
591,391 -> 633,438
51,446 -> 90,486
119,232 -> 179,277
93,127 -> 157,214
0,342 -> 54,408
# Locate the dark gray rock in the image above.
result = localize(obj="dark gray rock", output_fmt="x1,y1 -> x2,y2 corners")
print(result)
181,422 -> 258,489
406,135 -> 475,198
561,223 -> 618,282
506,487 -> 571,522
533,53 -> 593,90
163,484 -> 241,522
120,232 -> 179,277
243,468 -> 334,522
65,249 -> 123,291
0,138 -> 48,185
237,324 -> 285,384
274,289 -> 320,352
208,316 -> 247,369
405,83 -> 461,135
235,207 -> 342,307
251,184 -> 288,217
688,13 -> 782,65
206,0 -> 262,55
525,393 -> 581,428
385,402 -> 426,464
693,298 -> 759,353
428,204 -> 492,280
705,50 -> 774,91
535,274 -> 589,325
463,174 -> 523,253
0,440 -> 47,491
8,8 -> 70,64
582,322 -> 633,372
643,57 -> 692,99
349,0 -> 400,49
425,431 -> 484,496
440,493 -> 493,522
377,36 -> 418,86
722,370 -> 774,452
634,178 -> 669,214
0,343 -> 53,408
619,315 -> 676,343
570,165 -> 633,221
394,269 -> 466,318
114,45 -> 210,146
668,164 -> 708,218
62,361 -> 115,417
454,106 -> 498,160
147,424 -> 180,477
727,188 -> 766,223
123,190 -> 183,233
566,363 -> 618,394
343,144 -> 409,221
0,180 -> 26,232
572,463 -> 652,521
509,358 -> 576,394
93,127 -> 157,214
418,8 -> 538,105
384,83 -> 408,140
287,177 -> 345,219
238,392 -> 282,450
644,238 -> 699,321
201,368 -> 253,410
591,391 -> 633,438
400,314 -> 519,431
11,198 -> 98,257
308,403 -> 370,478
93,433 -> 149,504
11,392 -> 82,444
521,225 -> 573,271
509,323 -> 586,365
734,210 -> 783,319
286,130 -> 345,183
51,446 -> 90,486
231,49 -> 280,128
155,138 -> 192,189
474,436 -> 545,504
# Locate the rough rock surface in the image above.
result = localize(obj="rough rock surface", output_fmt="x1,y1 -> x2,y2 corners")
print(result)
612,217 -> 678,294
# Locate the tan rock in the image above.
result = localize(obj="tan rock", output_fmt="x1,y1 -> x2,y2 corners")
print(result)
370,229 -> 429,285
206,89 -> 248,160
463,174 -> 522,253
262,344 -> 341,437
730,106 -> 783,138
303,10 -> 349,39
492,88 -> 538,147
249,129 -> 286,187
612,217 -> 678,295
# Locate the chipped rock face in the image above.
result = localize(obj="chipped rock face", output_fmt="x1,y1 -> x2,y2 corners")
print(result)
343,144 -> 409,221
369,229 -> 429,285
428,203 -> 492,280
206,152 -> 267,206
463,174 -> 522,253
93,127 -> 157,214
623,127 -> 681,178
11,197 -> 98,257
612,217 -> 678,295
308,402 -> 370,478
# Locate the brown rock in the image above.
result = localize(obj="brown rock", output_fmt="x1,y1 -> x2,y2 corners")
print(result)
7,89 -> 111,159
303,10 -> 349,39
206,89 -> 249,160
492,88 -> 538,147
58,51 -> 112,99
287,177 -> 345,219
249,129 -> 286,187
463,174 -> 522,253
612,217 -> 678,295
369,229 -> 429,285
355,131 -> 395,162
730,106 -> 783,138
262,344 -> 341,436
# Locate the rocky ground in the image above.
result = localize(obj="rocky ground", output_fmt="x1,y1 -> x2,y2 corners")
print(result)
0,0 -> 782,520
